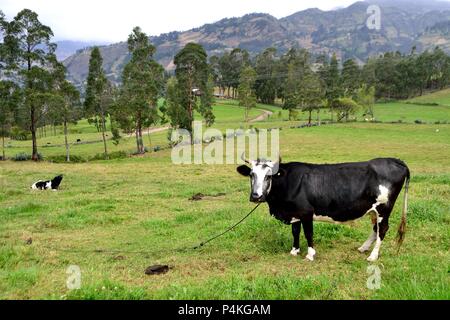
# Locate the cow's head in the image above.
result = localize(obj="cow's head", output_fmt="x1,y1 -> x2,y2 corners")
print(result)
237,153 -> 281,203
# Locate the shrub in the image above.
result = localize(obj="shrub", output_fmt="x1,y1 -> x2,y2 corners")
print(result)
47,155 -> 86,163
91,151 -> 127,161
405,101 -> 439,106
90,151 -> 128,161
12,153 -> 31,161
10,127 -> 29,141
12,153 -> 43,161
289,109 -> 299,121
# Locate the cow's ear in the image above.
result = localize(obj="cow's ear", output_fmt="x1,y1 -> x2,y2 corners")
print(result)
237,165 -> 251,177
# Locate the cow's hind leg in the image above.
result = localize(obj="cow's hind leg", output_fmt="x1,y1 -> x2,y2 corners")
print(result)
290,222 -> 301,256
367,214 -> 390,262
358,213 -> 377,253
302,218 -> 316,261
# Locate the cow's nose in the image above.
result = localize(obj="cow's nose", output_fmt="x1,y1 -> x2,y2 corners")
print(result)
251,192 -> 260,199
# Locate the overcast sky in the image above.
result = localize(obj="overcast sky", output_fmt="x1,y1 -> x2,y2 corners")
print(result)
1,0 -> 361,42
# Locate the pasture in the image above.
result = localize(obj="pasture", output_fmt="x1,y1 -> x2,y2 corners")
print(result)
0,96 -> 449,299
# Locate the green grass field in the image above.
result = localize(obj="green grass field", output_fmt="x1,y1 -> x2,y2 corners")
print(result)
407,88 -> 450,106
0,92 -> 449,299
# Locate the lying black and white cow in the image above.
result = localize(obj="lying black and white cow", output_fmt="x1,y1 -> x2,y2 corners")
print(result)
237,156 -> 410,262
31,175 -> 63,191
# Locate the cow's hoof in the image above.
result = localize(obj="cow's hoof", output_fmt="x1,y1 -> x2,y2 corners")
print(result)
290,248 -> 300,256
358,246 -> 369,253
305,247 -> 316,261
367,255 -> 378,262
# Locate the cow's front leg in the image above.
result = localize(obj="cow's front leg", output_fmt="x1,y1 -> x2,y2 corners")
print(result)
290,221 -> 301,256
302,218 -> 316,261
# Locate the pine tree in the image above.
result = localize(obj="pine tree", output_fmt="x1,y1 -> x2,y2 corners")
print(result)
325,53 -> 341,121
283,62 -> 301,120
169,43 -> 215,136
118,27 -> 164,154
0,81 -> 21,160
4,9 -> 58,160
326,53 -> 341,100
254,48 -> 278,104
300,69 -> 324,125
341,59 -> 360,98
238,66 -> 257,122
84,47 -> 110,159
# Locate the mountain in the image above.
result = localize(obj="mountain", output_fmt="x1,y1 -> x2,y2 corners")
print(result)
63,0 -> 450,89
366,0 -> 450,13
55,40 -> 110,61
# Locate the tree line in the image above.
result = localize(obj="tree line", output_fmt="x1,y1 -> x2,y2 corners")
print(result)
209,46 -> 450,122
1,9 -> 449,162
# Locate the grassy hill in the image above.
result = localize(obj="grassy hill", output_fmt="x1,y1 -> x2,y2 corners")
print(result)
407,88 -> 450,106
3,93 -> 450,161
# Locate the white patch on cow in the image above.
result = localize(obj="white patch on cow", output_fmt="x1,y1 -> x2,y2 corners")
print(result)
31,181 -> 41,190
377,185 -> 389,204
251,162 -> 275,198
305,247 -> 316,261
251,164 -> 268,197
290,218 -> 301,224
358,231 -> 377,253
365,185 -> 390,216
359,186 -> 389,260
46,181 -> 52,190
290,247 -> 300,256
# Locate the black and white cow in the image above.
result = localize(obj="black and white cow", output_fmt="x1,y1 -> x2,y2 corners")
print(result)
31,175 -> 63,191
237,156 -> 410,262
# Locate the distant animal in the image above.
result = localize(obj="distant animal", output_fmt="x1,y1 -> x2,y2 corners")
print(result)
237,155 -> 410,262
31,175 -> 63,191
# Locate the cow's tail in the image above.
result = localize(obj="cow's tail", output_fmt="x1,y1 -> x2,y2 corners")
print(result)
396,168 -> 410,250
